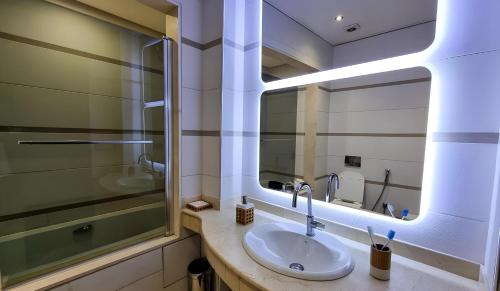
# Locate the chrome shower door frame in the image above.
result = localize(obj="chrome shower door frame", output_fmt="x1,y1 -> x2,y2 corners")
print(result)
163,37 -> 174,236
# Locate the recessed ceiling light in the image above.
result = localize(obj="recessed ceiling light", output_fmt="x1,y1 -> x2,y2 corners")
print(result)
335,15 -> 344,22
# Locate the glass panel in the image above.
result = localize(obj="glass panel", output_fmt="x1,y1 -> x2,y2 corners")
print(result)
0,0 -> 168,287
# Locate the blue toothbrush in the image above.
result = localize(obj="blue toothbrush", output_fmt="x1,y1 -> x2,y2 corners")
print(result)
367,226 -> 376,247
401,208 -> 409,220
382,230 -> 396,250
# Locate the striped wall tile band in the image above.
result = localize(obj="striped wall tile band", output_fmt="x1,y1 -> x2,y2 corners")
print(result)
181,130 -> 220,136
260,170 -> 304,179
261,131 -> 305,136
0,126 -> 163,135
181,131 -> 304,137
433,132 -> 499,144
264,87 -> 307,95
0,31 -> 163,74
223,38 -> 260,52
318,77 -> 431,93
0,80 -> 142,101
222,131 -> 258,137
181,37 -> 222,50
313,175 -> 421,191
180,130 -> 499,145
317,133 -> 426,137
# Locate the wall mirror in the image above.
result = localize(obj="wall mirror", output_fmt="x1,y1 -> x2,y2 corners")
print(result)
260,66 -> 431,220
261,0 -> 437,79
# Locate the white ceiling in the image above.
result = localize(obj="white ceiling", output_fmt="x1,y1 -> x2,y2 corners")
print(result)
265,0 -> 437,46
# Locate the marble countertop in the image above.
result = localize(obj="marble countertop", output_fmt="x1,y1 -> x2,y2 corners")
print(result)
183,202 -> 485,291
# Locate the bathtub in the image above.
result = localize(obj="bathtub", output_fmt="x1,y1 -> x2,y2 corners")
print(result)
0,202 -> 165,287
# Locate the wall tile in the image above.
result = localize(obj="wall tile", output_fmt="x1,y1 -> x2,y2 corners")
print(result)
180,0 -> 202,42
69,249 -> 162,291
181,175 -> 201,199
202,89 -> 221,131
430,0 -> 500,60
221,136 -> 242,178
165,277 -> 188,291
0,132 -> 142,174
327,136 -> 426,162
0,40 -> 155,101
202,136 -> 220,177
48,284 -> 70,291
329,108 -> 428,134
181,136 -> 202,176
202,45 -> 222,90
326,156 -> 424,187
0,165 -> 164,215
428,142 -> 497,221
202,175 -> 221,199
181,88 -> 202,130
329,82 -> 430,113
221,46 -> 245,92
432,50 -> 500,132
181,44 -> 202,90
163,235 -> 200,286
364,183 -> 421,215
201,0 -> 223,43
118,271 -> 164,291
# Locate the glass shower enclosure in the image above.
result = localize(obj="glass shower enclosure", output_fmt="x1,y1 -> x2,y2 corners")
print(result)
0,0 -> 173,287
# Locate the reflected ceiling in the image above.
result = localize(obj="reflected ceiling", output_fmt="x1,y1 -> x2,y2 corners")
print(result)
265,0 -> 437,45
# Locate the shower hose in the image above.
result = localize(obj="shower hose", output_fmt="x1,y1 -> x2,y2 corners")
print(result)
371,169 -> 391,211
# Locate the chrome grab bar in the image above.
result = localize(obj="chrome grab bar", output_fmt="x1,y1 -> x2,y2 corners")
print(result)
18,140 -> 153,145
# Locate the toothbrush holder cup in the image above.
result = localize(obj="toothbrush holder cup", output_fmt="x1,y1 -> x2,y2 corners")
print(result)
370,243 -> 391,280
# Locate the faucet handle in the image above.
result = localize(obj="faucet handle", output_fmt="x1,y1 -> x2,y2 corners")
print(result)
311,220 -> 325,230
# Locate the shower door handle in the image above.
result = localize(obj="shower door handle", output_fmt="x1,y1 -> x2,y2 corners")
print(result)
18,140 -> 153,145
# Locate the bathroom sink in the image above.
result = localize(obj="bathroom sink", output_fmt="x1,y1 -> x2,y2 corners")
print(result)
243,222 -> 354,280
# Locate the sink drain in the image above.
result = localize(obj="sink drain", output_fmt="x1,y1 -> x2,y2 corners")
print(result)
289,262 -> 304,271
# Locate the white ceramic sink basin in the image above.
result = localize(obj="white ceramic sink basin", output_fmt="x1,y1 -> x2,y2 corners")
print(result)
243,222 -> 354,280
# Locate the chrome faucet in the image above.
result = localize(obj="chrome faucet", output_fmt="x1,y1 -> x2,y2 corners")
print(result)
292,182 -> 325,237
137,153 -> 155,174
325,173 -> 340,203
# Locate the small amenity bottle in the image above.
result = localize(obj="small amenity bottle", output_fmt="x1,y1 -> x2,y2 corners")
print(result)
236,196 -> 254,225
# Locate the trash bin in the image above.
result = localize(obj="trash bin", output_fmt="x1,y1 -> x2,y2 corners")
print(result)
188,258 -> 212,291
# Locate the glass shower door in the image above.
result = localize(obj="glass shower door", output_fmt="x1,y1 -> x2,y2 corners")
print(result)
0,0 -> 172,287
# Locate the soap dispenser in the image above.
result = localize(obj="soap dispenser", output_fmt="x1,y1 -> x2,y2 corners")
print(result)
236,195 -> 254,225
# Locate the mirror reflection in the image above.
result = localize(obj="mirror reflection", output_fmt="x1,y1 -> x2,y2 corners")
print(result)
260,66 -> 431,220
262,0 -> 437,78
